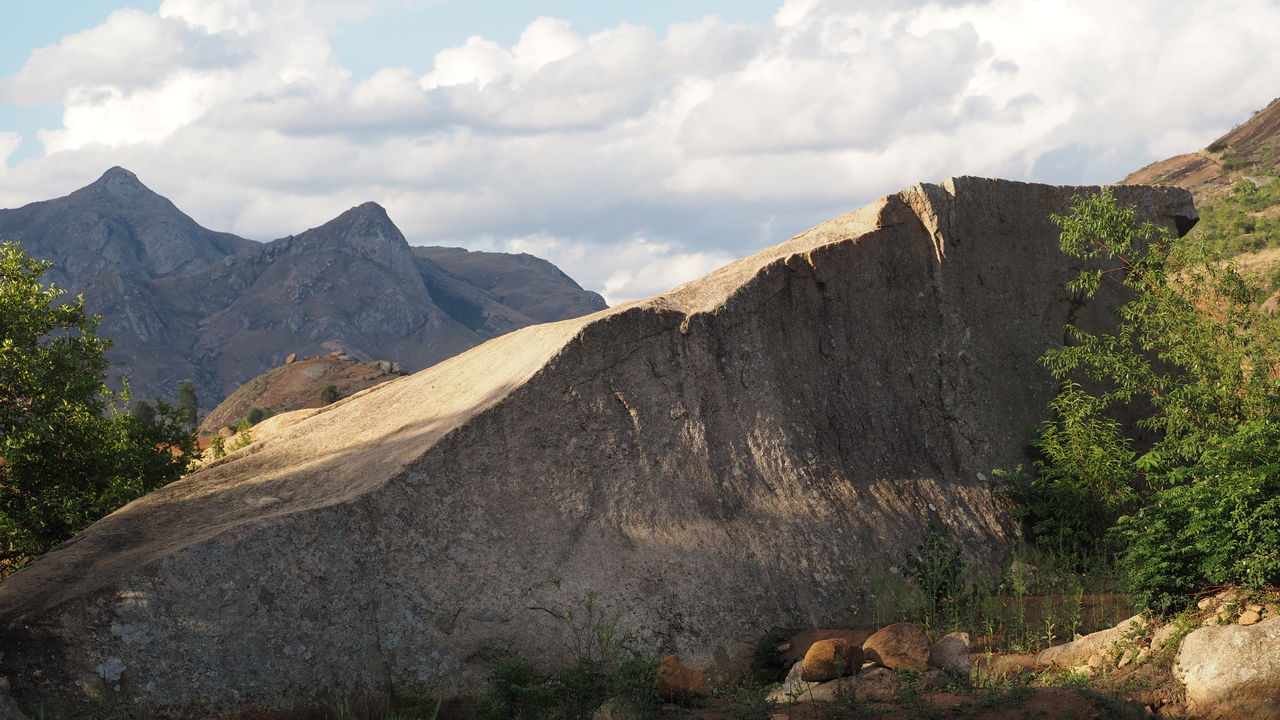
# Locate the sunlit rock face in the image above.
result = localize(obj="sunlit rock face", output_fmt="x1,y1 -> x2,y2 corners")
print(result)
0,177 -> 1196,718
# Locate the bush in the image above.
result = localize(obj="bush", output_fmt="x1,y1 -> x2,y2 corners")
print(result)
1018,190 -> 1280,611
321,382 -> 342,405
246,406 -> 275,426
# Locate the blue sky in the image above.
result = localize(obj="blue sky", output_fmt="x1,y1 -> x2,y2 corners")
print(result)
3,0 -> 1280,302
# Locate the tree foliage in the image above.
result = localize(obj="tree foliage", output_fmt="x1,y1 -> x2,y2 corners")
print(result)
176,380 -> 198,430
320,382 -> 341,405
0,242 -> 197,570
1017,191 -> 1280,611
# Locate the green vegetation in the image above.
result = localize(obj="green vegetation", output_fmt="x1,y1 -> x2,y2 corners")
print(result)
1186,177 -> 1280,259
321,382 -> 342,405
176,380 -> 198,430
1011,190 -> 1280,612
863,526 -> 1130,655
472,588 -> 661,720
246,406 -> 275,425
210,432 -> 227,458
0,242 -> 197,571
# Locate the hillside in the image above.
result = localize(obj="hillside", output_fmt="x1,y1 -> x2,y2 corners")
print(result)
0,169 -> 606,412
1124,96 -> 1280,203
199,353 -> 405,433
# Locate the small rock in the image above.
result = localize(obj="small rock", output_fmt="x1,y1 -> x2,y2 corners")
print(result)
801,638 -> 862,682
803,666 -> 896,703
917,668 -> 949,691
285,353 -> 297,364
863,622 -> 929,670
1239,610 -> 1261,626
1247,603 -> 1264,613
1214,588 -> 1245,605
765,662 -> 816,704
928,631 -> 970,675
1196,597 -> 1214,611
656,655 -> 710,700
1151,623 -> 1179,651
1117,649 -> 1134,668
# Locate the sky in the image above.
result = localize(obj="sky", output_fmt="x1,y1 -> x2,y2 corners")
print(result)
2,1 -> 1280,304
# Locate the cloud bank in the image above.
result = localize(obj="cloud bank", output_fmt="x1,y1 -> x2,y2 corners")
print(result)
3,0 -> 1279,303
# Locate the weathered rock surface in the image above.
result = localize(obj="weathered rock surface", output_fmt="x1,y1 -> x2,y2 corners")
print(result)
766,662 -> 818,704
1176,617 -> 1280,719
1037,614 -> 1145,669
863,623 -> 930,670
0,677 -> 28,720
929,631 -> 971,675
800,638 -> 862,682
781,629 -> 871,667
656,655 -> 711,700
0,178 -> 1195,718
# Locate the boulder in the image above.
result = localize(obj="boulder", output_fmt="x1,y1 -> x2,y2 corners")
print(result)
863,623 -> 930,670
0,179 -> 1196,718
790,666 -> 897,703
764,662 -> 817,704
1176,617 -> 1280,719
782,629 -> 871,667
800,638 -> 862,682
928,631 -> 971,675
1037,614 -> 1145,669
656,655 -> 710,701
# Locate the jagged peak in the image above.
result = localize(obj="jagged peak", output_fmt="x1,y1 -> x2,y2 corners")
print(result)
76,166 -> 160,202
98,166 -> 141,183
310,201 -> 403,241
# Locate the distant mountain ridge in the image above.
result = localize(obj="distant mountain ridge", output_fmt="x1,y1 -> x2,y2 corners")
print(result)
0,168 -> 606,412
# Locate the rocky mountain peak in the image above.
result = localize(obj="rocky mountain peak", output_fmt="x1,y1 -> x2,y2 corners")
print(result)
286,201 -> 420,286
78,166 -> 156,203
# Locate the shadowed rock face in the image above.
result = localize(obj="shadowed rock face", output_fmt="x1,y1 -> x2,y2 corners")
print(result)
0,178 -> 1196,718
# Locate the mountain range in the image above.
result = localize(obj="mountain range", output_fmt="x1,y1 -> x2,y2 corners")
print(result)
0,168 -> 606,412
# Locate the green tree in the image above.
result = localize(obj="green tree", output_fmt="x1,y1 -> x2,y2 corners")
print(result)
1020,190 -> 1280,610
131,399 -> 157,424
320,382 -> 341,405
0,242 -> 197,570
176,380 -> 198,430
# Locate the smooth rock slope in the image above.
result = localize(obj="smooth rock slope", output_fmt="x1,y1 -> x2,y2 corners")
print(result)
0,178 -> 1196,718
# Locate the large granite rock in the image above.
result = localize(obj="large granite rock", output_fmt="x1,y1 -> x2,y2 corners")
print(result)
1175,617 -> 1280,719
0,178 -> 1195,718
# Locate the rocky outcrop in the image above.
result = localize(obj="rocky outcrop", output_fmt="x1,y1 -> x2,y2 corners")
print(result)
1176,618 -> 1280,719
199,352 -> 406,432
0,178 -> 1195,718
0,168 -> 606,411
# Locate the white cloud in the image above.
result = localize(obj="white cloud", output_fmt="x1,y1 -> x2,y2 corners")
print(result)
2,0 -> 1280,302
504,234 -> 737,306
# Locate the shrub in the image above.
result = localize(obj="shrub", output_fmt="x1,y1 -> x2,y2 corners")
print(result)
321,382 -> 342,405
1020,190 -> 1280,611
